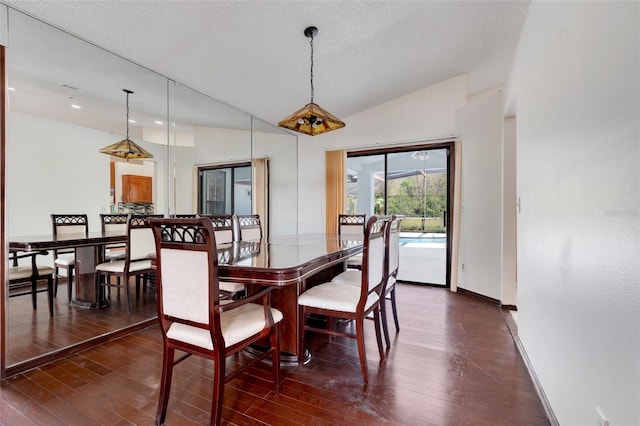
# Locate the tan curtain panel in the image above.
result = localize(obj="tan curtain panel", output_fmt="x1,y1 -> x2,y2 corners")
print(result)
252,157 -> 269,238
325,150 -> 345,234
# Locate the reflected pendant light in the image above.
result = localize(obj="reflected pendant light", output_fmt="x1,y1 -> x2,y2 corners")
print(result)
278,26 -> 345,136
99,89 -> 153,160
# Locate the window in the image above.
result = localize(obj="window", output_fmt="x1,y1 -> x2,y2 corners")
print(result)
199,163 -> 251,215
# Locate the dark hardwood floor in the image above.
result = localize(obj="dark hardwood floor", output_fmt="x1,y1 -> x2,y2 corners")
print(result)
0,284 -> 549,425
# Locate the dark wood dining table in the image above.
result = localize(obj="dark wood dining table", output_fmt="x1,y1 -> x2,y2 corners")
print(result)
9,231 -> 127,307
216,233 -> 363,361
10,232 -> 363,361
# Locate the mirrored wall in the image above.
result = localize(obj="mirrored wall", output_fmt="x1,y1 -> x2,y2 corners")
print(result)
2,7 -> 297,374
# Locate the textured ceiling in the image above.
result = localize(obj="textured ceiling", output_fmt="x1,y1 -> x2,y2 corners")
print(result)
4,0 -> 530,127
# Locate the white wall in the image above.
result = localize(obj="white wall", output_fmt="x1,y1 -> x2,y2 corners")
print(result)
455,92 -> 504,299
297,74 -> 467,234
7,112 -> 166,237
510,2 -> 639,425
502,116 -> 517,306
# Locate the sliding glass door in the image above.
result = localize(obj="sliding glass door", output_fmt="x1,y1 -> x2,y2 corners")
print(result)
347,145 -> 452,286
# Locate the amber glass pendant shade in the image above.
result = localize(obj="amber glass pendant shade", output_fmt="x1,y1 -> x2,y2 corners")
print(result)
278,102 -> 345,136
278,26 -> 345,136
99,138 -> 153,160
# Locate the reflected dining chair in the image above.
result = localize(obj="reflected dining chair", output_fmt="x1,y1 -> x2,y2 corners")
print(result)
94,214 -> 162,313
200,214 -> 245,298
100,213 -> 129,262
51,214 -> 89,301
338,214 -> 366,270
333,216 -> 402,348
8,250 -> 55,316
149,217 -> 282,426
298,215 -> 389,384
236,214 -> 262,240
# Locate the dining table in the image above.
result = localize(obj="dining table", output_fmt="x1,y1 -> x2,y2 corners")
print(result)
9,231 -> 127,307
216,233 -> 363,361
10,231 -> 363,362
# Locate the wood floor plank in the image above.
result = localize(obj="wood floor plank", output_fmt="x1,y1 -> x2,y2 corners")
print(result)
1,284 -> 549,425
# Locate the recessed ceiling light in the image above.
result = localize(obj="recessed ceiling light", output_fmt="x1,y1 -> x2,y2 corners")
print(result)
8,87 -> 15,91
128,119 -> 136,124
71,104 -> 81,109
154,120 -> 163,125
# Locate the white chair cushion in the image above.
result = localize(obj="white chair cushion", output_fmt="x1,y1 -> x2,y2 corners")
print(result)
95,259 -> 152,273
166,303 -> 283,350
219,281 -> 246,294
331,270 -> 361,286
105,249 -> 126,261
298,282 -> 379,313
346,253 -> 363,268
54,253 -> 75,267
9,265 -> 55,280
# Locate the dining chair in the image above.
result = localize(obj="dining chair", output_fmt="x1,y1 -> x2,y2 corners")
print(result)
8,250 -> 55,316
199,214 -> 246,298
95,214 -> 162,313
100,213 -> 129,262
236,214 -> 262,241
149,217 -> 282,426
298,215 -> 389,384
51,214 -> 89,301
331,215 -> 402,348
338,214 -> 366,270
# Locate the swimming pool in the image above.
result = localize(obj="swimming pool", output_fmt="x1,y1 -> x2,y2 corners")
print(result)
399,237 -> 446,245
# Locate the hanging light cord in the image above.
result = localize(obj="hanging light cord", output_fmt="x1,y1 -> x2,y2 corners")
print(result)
309,34 -> 314,104
125,90 -> 130,140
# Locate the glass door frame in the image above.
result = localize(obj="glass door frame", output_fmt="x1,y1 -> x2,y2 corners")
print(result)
347,141 -> 455,288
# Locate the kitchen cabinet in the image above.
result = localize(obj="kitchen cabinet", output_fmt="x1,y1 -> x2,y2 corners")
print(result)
122,175 -> 152,203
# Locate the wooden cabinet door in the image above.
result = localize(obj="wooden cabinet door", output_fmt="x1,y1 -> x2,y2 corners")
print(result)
122,175 -> 152,203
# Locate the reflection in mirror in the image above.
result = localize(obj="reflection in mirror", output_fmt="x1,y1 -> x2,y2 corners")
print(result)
252,117 -> 298,236
2,8 -> 297,374
3,8 -> 172,370
170,82 -> 253,217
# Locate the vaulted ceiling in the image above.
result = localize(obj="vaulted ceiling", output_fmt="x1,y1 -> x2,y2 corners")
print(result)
4,0 -> 530,127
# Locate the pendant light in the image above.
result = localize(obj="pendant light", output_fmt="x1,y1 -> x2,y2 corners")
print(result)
278,26 -> 345,136
100,89 -> 153,160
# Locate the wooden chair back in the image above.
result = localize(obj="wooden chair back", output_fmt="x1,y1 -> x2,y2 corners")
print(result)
338,214 -> 366,238
237,214 -> 262,241
199,214 -> 235,244
126,214 -> 163,264
150,218 -> 220,331
360,215 -> 389,300
51,214 -> 89,257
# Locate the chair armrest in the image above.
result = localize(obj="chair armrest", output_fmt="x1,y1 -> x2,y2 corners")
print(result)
10,250 -> 50,264
219,286 -> 277,326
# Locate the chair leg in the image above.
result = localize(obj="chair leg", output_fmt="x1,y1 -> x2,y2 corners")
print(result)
373,308 -> 385,360
67,265 -> 74,302
211,350 -> 226,426
31,277 -> 37,310
47,275 -> 54,317
380,296 -> 391,349
53,266 -> 59,297
95,273 -> 102,310
390,288 -> 400,332
125,275 -> 132,314
155,345 -> 175,426
271,323 -> 281,393
354,318 -> 369,384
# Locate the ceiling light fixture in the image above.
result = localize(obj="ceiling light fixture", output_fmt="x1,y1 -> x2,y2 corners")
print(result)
411,151 -> 430,161
99,89 -> 153,160
278,26 -> 345,136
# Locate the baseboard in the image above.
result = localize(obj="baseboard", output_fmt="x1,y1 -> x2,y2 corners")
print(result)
503,312 -> 558,426
456,286 -> 500,306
